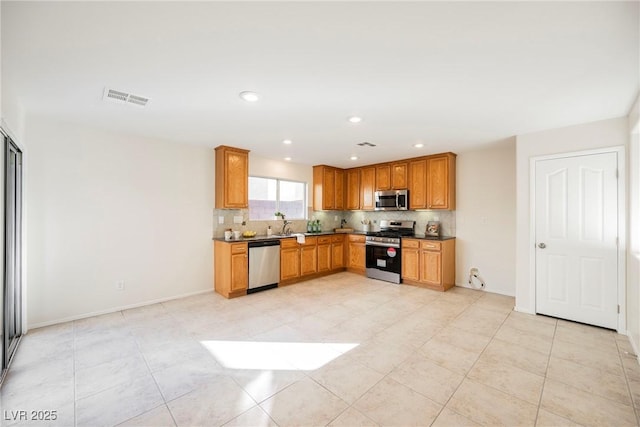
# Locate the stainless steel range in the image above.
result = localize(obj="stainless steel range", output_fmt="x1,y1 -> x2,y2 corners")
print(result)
365,220 -> 415,284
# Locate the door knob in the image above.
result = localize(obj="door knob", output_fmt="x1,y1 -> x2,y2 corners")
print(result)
538,243 -> 546,249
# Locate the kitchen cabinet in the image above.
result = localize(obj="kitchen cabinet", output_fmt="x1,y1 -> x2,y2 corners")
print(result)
335,169 -> 345,210
426,153 -> 456,210
376,164 -> 391,191
347,234 -> 366,274
408,159 -> 427,209
360,167 -> 376,210
300,237 -> 318,276
317,236 -> 332,273
215,145 -> 249,209
280,239 -> 300,281
400,239 -> 420,282
331,235 -> 345,270
346,168 -> 361,210
313,165 -> 345,210
391,162 -> 408,189
401,238 -> 455,291
214,241 -> 248,298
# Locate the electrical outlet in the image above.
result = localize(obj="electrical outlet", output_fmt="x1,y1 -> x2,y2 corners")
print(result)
116,280 -> 125,291
233,216 -> 243,224
334,215 -> 338,221
218,216 -> 224,224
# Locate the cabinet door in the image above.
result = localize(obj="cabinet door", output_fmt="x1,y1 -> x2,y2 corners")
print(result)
317,244 -> 331,272
420,250 -> 442,285
215,146 -> 249,209
346,169 -> 361,210
348,242 -> 366,270
409,159 -> 427,209
391,162 -> 408,189
427,155 -> 455,210
360,167 -> 376,210
376,164 -> 391,191
230,252 -> 248,291
300,245 -> 317,276
401,248 -> 420,282
280,248 -> 300,280
331,242 -> 344,270
323,167 -> 336,210
335,169 -> 345,210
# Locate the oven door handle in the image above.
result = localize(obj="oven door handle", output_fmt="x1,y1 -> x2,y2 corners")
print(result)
365,241 -> 400,249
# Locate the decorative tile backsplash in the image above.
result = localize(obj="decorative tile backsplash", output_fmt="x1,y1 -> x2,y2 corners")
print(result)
212,208 -> 455,237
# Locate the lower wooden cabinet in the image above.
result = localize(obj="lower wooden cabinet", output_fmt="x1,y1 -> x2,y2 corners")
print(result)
331,235 -> 345,270
280,239 -> 301,281
300,237 -> 318,276
401,238 -> 455,291
317,236 -> 332,273
347,234 -> 366,273
214,241 -> 248,298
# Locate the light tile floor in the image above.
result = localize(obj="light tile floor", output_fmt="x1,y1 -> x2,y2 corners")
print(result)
1,272 -> 639,427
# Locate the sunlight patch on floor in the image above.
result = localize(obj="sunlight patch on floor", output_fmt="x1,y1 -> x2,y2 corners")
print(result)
200,340 -> 359,370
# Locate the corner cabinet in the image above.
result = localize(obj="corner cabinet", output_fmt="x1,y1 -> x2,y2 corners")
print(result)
426,153 -> 456,210
401,238 -> 455,291
214,241 -> 248,298
215,145 -> 249,209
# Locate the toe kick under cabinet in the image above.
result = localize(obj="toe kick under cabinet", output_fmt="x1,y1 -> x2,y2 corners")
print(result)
401,238 -> 455,291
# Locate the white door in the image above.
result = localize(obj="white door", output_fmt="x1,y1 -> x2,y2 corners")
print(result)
535,152 -> 618,329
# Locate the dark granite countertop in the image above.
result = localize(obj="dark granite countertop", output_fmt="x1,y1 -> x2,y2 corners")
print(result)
213,231 -> 455,242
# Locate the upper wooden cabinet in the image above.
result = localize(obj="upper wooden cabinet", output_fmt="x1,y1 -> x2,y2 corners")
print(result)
313,151 -> 455,212
391,162 -> 408,189
426,153 -> 456,210
313,165 -> 345,210
215,145 -> 249,209
408,159 -> 427,209
375,164 -> 391,191
360,167 -> 376,210
346,169 -> 361,210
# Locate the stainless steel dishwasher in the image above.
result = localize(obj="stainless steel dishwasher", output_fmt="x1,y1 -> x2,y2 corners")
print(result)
247,240 -> 280,293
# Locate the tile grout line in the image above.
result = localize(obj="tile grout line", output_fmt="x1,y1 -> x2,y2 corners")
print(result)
533,316 -> 558,426
615,337 -> 640,423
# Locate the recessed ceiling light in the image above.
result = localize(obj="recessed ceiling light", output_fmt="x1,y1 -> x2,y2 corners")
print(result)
239,91 -> 260,102
282,139 -> 292,145
284,157 -> 292,161
414,143 -> 424,148
350,156 -> 358,161
348,116 -> 362,123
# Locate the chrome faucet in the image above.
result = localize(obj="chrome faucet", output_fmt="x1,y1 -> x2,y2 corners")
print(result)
281,220 -> 292,235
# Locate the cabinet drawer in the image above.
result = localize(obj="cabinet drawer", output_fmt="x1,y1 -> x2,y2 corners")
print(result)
231,243 -> 248,254
280,238 -> 298,248
349,234 -> 365,243
331,235 -> 344,243
302,236 -> 317,246
420,241 -> 441,251
318,236 -> 332,245
402,239 -> 420,249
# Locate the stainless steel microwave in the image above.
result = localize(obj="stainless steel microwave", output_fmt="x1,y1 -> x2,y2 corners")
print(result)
374,189 -> 409,211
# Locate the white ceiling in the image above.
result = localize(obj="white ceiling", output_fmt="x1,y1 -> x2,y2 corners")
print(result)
3,1 -> 638,168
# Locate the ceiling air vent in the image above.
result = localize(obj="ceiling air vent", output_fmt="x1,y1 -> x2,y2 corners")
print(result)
357,142 -> 376,147
103,88 -> 150,107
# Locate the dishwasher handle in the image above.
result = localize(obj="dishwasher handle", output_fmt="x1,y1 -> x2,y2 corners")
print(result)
248,240 -> 281,248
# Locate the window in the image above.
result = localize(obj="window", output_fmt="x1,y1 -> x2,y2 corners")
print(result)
249,176 -> 306,220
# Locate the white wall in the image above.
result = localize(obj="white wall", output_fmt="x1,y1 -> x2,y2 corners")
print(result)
627,94 -> 640,351
515,117 -> 629,314
26,116 -> 214,328
456,139 -> 516,296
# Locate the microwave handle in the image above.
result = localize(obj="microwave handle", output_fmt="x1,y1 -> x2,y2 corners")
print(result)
396,193 -> 400,209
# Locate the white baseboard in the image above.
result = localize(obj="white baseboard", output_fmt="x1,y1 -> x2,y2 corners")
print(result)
27,288 -> 212,330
